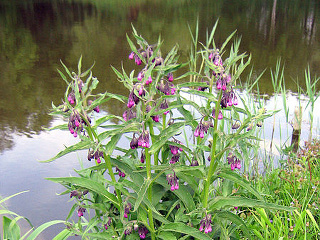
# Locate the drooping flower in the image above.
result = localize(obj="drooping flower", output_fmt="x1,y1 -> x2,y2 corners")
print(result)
167,72 -> 174,82
123,202 -> 132,219
166,171 -> 179,191
227,152 -> 241,170
199,214 -> 212,234
123,109 -> 137,122
212,108 -> 223,120
138,130 -> 150,148
67,92 -> 76,104
130,133 -> 139,149
77,207 -> 86,217
116,167 -> 126,177
138,226 -> 148,239
194,119 -> 213,138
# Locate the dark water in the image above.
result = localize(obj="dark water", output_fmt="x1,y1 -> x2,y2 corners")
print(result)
0,0 -> 319,239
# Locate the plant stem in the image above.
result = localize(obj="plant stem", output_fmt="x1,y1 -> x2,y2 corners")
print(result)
202,90 -> 223,208
145,147 -> 156,240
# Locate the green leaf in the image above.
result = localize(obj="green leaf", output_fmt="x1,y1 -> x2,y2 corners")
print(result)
158,231 -> 177,240
134,179 -> 151,212
215,210 -> 251,239
209,196 -> 293,211
159,222 -> 212,240
3,216 -> 21,240
26,220 -> 66,240
149,122 -> 185,155
46,177 -> 119,209
52,229 -> 73,240
0,191 -> 29,205
218,169 -> 263,200
40,139 -> 93,163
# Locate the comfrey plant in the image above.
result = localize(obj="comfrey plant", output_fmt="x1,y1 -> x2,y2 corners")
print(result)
45,24 -> 291,239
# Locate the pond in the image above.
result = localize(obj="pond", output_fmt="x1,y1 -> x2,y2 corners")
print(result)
0,0 -> 319,239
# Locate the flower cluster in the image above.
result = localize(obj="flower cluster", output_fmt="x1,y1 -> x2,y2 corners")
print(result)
146,105 -> 160,123
88,99 -> 100,113
220,88 -> 238,109
199,214 -> 212,234
128,45 -> 154,66
123,202 -> 132,218
123,109 -> 136,121
194,118 -> 213,138
70,189 -> 88,199
157,77 -> 177,96
227,153 -> 241,170
68,110 -> 90,137
116,167 -> 126,177
190,158 -> 199,166
87,149 -> 104,164
104,217 -> 112,230
130,130 -> 150,149
138,226 -> 148,239
212,108 -> 223,119
77,206 -> 86,217
166,171 -> 179,191
208,49 -> 238,110
67,91 -> 76,104
160,99 -> 170,115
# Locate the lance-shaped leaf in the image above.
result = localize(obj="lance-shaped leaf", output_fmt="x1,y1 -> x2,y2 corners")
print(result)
209,196 -> 293,212
40,139 -> 92,163
46,177 -> 119,209
26,220 -> 66,240
158,222 -> 212,240
217,169 -> 263,200
149,122 -> 185,155
215,210 -> 251,239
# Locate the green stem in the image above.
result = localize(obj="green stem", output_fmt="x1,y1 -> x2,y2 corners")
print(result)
145,147 -> 156,240
202,90 -> 223,208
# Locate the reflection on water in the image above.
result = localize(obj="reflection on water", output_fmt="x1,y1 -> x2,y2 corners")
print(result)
0,0 -> 319,238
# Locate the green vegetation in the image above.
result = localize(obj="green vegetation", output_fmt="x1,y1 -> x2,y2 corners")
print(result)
1,21 -> 319,239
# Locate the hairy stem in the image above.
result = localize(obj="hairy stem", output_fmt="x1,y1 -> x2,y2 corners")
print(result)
202,90 -> 223,208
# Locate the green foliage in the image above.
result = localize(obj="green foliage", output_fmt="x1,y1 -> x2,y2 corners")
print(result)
45,22 -> 293,239
0,192 -> 69,240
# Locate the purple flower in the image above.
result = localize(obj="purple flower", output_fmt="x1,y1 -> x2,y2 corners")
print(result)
190,158 -> 199,166
140,151 -> 145,163
166,171 -> 179,191
135,56 -> 142,65
145,76 -> 152,85
227,153 -> 241,170
129,51 -> 135,60
123,109 -> 136,122
67,92 -> 75,104
212,108 -> 223,120
130,134 -> 139,149
138,130 -> 150,148
199,214 -> 212,234
116,167 -> 126,177
194,119 -> 213,138
124,202 -> 132,219
167,73 -> 174,82
77,207 -> 86,217
170,153 -> 180,164
138,226 -> 148,239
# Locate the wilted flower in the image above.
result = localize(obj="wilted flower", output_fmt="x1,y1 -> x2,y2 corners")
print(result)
170,153 -> 180,164
190,158 -> 199,166
160,100 -> 170,115
232,120 -> 241,129
104,217 -> 112,230
140,151 -> 145,163
124,224 -> 133,235
87,149 -> 104,164
130,133 -> 139,149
